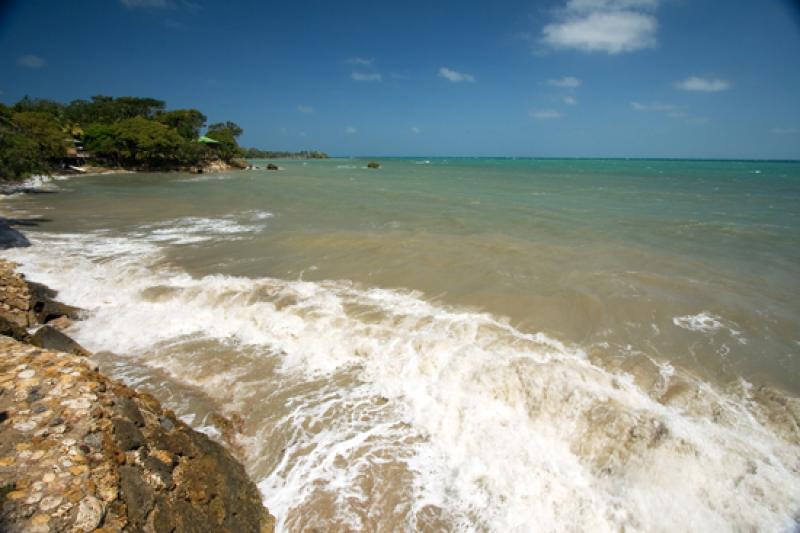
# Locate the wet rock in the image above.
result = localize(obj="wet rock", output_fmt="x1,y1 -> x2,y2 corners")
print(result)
30,326 -> 90,357
0,329 -> 275,532
0,316 -> 30,342
119,464 -> 155,529
26,281 -> 82,325
45,316 -> 72,331
111,418 -> 144,451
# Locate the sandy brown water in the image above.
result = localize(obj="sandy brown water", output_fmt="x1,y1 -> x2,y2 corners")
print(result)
2,158 -> 799,531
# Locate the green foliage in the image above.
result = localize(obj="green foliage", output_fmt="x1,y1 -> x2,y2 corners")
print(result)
12,96 -> 64,120
205,126 -> 242,161
0,93 -> 325,179
0,107 -> 69,180
64,95 -> 165,125
207,121 -> 243,138
242,147 -> 329,159
157,109 -> 207,140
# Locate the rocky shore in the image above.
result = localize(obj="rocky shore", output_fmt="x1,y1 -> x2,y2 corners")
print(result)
0,260 -> 275,532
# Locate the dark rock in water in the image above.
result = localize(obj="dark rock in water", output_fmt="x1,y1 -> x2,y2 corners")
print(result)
367,161 -> 381,169
0,218 -> 31,249
266,163 -> 279,170
0,316 -> 30,343
27,281 -> 82,324
30,325 -> 90,356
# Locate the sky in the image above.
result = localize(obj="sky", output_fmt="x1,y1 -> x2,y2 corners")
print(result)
1,0 -> 799,159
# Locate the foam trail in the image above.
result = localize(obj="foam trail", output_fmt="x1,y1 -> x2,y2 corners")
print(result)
4,230 -> 800,532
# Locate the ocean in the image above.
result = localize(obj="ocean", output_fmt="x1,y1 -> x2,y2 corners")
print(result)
2,158 -> 799,531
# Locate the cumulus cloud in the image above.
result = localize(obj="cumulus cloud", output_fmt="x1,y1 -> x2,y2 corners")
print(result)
411,127 -> 420,134
530,109 -> 563,120
565,0 -> 659,11
18,54 -> 46,69
674,76 -> 731,92
351,72 -> 382,82
541,0 -> 658,54
297,105 -> 313,113
345,57 -> 374,66
345,126 -> 357,134
438,67 -> 475,83
548,76 -> 582,88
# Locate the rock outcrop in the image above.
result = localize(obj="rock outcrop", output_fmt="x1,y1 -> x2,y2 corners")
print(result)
0,260 -> 275,532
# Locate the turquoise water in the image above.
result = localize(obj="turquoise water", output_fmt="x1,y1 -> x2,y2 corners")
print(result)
3,158 -> 800,531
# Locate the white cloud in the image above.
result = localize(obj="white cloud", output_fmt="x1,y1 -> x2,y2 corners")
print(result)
530,109 -> 563,120
674,76 -> 731,92
542,11 -> 657,53
631,101 -> 680,112
565,0 -> 658,11
540,0 -> 658,54
631,101 -> 707,124
120,0 -> 169,7
18,54 -> 46,69
438,67 -> 475,83
345,126 -> 357,134
351,72 -> 382,82
772,127 -> 797,135
548,76 -> 582,88
345,57 -> 374,66
411,127 -> 421,134
297,104 -> 314,113
563,96 -> 577,105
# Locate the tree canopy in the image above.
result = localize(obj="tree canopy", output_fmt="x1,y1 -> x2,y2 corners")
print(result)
0,94 -> 328,181
0,95 -> 241,179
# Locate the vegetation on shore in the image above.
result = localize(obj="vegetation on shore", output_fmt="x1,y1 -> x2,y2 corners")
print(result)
242,147 -> 329,159
0,95 -> 326,181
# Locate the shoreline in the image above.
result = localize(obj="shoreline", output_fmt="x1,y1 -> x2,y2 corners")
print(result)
0,248 -> 275,530
2,170 -> 800,530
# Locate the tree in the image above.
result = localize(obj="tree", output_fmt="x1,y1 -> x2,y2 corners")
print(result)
112,117 -> 184,165
0,108 -> 68,180
207,121 -> 243,138
205,121 -> 244,161
157,109 -> 207,140
64,95 -> 165,125
12,96 -> 64,120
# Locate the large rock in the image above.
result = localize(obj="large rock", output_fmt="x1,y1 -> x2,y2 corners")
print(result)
0,337 -> 276,532
0,315 -> 30,342
26,281 -> 82,324
30,325 -> 90,356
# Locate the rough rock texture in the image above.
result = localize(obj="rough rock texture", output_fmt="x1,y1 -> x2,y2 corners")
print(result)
0,337 -> 275,532
0,260 -> 32,327
0,260 -> 275,532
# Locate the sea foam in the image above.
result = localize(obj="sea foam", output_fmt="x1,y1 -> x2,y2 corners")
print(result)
4,229 -> 800,532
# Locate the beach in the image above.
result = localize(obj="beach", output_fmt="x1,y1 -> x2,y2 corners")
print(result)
1,158 -> 799,531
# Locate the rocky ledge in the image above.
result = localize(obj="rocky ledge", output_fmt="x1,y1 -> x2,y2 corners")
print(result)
0,261 -> 274,532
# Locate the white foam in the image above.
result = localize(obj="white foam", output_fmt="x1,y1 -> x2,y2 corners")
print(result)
3,232 -> 799,532
131,214 -> 270,245
673,312 -> 747,344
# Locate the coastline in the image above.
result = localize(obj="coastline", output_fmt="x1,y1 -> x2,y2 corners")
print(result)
2,165 -> 799,531
0,241 -> 275,530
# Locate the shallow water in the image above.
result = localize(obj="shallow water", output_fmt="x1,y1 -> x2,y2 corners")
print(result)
2,158 -> 799,531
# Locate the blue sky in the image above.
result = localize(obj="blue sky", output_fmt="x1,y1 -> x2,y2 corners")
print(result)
1,0 -> 799,159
